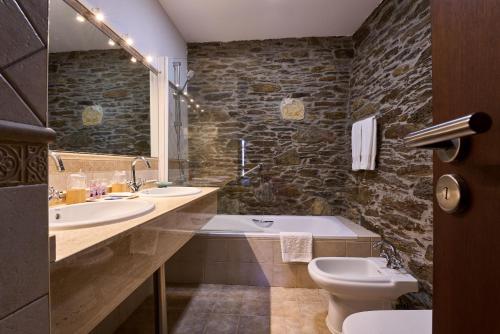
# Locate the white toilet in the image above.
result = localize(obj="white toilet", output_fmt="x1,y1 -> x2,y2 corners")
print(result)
308,257 -> 418,334
342,310 -> 432,334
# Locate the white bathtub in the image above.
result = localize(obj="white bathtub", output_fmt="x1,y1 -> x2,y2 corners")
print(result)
199,215 -> 358,239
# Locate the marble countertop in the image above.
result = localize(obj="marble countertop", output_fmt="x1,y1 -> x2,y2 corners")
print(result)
49,187 -> 219,263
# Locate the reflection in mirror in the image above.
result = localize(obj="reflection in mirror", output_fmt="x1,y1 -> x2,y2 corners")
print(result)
48,0 -> 151,156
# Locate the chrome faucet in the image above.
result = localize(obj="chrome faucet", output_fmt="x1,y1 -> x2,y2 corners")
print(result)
48,186 -> 64,201
128,156 -> 151,192
48,151 -> 65,201
373,240 -> 404,270
49,150 -> 65,172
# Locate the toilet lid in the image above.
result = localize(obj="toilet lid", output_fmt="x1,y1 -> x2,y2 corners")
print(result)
342,310 -> 432,334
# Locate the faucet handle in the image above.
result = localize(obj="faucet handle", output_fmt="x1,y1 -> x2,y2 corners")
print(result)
373,239 -> 404,270
48,187 -> 65,201
126,179 -> 145,193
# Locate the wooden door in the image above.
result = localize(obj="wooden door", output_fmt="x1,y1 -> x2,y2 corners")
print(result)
432,0 -> 500,333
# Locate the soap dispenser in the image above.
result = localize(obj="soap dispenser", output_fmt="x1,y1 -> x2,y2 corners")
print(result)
66,171 -> 87,204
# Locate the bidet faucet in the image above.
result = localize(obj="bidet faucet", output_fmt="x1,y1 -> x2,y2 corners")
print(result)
373,240 -> 404,270
128,156 -> 151,192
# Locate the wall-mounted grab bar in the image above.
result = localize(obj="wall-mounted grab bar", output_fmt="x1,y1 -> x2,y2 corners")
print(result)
241,164 -> 263,178
404,112 -> 491,162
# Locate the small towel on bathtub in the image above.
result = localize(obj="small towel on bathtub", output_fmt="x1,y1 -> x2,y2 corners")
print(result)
280,232 -> 313,263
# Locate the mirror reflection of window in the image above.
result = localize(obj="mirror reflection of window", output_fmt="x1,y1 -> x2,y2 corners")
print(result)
48,0 -> 151,156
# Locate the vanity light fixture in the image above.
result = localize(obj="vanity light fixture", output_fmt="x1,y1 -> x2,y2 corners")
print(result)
130,57 -> 137,63
125,37 -> 134,46
108,39 -> 116,46
76,14 -> 85,22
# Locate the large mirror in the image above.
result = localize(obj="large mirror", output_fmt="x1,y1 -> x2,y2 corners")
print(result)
48,0 -> 155,156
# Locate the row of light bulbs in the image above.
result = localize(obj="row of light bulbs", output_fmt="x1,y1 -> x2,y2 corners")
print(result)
173,91 -> 205,112
75,10 -> 153,65
74,8 -> 203,112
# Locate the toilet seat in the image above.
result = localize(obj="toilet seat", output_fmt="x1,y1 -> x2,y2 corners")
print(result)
342,310 -> 432,334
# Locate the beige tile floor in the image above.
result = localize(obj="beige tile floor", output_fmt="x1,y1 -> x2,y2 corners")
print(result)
167,284 -> 331,334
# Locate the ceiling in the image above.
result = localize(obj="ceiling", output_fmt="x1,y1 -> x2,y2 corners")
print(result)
49,0 -> 118,52
159,0 -> 382,43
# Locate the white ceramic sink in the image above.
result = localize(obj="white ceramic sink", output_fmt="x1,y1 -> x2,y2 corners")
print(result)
139,187 -> 201,198
49,200 -> 155,230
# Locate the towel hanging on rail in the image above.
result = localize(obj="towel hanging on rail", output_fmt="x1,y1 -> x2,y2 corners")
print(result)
352,116 -> 377,170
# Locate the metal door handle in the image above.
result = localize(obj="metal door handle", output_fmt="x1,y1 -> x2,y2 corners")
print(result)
404,112 -> 491,162
404,112 -> 491,148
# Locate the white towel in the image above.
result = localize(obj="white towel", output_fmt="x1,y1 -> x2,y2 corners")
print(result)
370,117 -> 377,169
360,117 -> 377,170
280,232 -> 313,263
351,121 -> 362,171
352,116 -> 377,170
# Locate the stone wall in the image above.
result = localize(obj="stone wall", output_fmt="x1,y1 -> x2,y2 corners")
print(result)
186,0 -> 432,308
187,37 -> 354,215
48,49 -> 150,156
345,0 -> 432,307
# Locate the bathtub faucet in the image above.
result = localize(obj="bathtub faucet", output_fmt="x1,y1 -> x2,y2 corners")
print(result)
252,217 -> 274,228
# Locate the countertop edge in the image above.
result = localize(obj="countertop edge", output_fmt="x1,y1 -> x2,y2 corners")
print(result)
50,187 -> 219,264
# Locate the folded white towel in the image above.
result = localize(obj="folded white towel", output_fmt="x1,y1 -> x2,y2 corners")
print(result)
360,116 -> 377,170
351,121 -> 362,171
280,232 -> 313,263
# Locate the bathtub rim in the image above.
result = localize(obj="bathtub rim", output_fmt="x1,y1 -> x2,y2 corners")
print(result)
196,215 -> 380,240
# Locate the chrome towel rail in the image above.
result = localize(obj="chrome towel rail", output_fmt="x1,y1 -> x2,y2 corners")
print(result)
404,112 -> 491,148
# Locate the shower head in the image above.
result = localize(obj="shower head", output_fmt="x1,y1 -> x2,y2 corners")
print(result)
181,70 -> 195,91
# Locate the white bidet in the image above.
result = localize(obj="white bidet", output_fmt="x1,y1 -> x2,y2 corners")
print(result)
308,257 -> 418,334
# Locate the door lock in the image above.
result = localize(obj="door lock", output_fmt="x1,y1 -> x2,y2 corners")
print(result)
436,174 -> 467,214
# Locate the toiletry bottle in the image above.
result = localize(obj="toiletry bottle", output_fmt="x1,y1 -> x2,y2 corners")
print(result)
111,170 -> 128,193
66,172 -> 87,204
89,180 -> 97,200
97,179 -> 106,198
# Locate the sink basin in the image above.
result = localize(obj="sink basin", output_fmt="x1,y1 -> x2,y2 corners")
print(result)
49,200 -> 155,230
139,187 -> 201,198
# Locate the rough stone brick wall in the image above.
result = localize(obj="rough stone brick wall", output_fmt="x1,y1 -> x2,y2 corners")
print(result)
187,0 -> 432,308
48,49 -> 150,156
187,37 -> 354,215
345,0 -> 432,307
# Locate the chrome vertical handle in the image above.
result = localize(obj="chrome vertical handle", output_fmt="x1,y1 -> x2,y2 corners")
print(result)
404,112 -> 491,148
